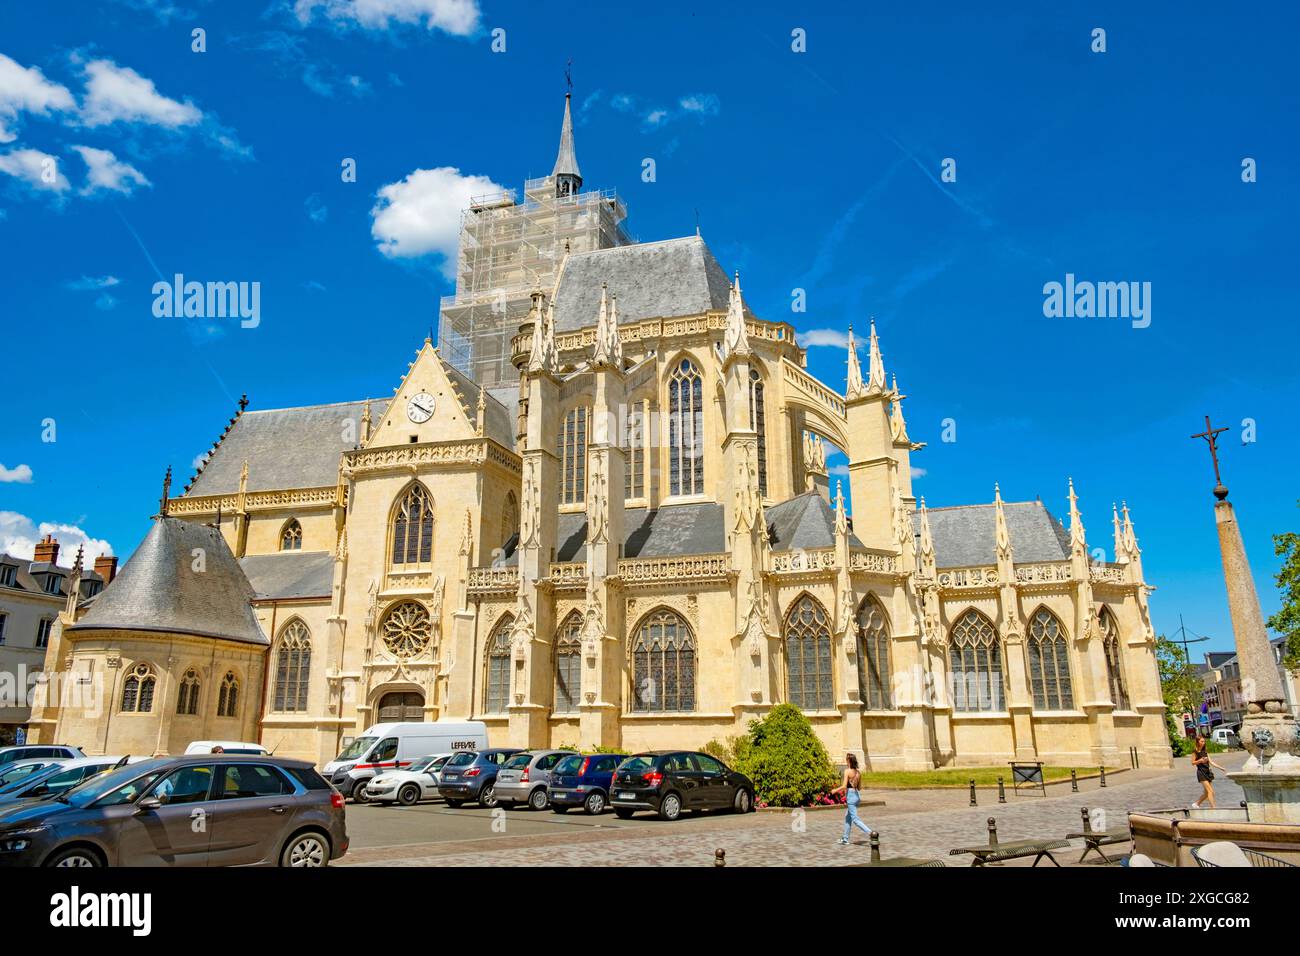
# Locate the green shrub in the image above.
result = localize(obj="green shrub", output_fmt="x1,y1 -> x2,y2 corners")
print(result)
734,704 -> 837,808
701,734 -> 751,768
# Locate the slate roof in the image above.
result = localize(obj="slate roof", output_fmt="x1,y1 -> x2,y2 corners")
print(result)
765,491 -> 863,551
502,502 -> 726,565
68,518 -> 267,645
240,551 -> 335,601
443,360 -> 514,450
0,553 -> 103,596
553,236 -> 737,333
187,399 -> 389,497
917,500 -> 1072,569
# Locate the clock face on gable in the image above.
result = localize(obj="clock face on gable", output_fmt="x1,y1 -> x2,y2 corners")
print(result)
406,392 -> 435,423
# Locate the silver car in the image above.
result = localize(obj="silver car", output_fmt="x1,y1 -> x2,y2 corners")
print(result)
494,750 -> 576,810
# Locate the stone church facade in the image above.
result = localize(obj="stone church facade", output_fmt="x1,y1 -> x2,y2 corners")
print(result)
28,95 -> 1170,770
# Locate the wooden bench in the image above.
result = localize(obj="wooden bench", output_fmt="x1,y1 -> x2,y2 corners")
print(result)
950,816 -> 1069,867
1065,807 -> 1131,864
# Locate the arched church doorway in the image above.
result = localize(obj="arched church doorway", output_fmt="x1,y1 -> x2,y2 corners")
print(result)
377,690 -> 425,722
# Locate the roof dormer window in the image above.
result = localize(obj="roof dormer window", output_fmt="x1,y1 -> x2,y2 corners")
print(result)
42,573 -> 62,595
0,564 -> 15,588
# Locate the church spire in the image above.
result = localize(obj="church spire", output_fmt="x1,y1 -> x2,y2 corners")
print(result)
721,271 -> 750,362
1067,476 -> 1087,557
866,319 -> 887,394
552,92 -> 582,197
994,483 -> 1013,561
889,374 -> 911,444
844,324 -> 865,399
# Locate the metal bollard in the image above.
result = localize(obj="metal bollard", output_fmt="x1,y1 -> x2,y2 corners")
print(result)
1080,807 -> 1092,834
1099,765 -> 1107,788
987,817 -> 999,847
870,831 -> 881,863
714,848 -> 726,868
997,777 -> 1006,803
969,779 -> 977,806
1070,769 -> 1078,793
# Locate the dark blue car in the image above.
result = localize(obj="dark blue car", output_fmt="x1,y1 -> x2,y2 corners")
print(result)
436,748 -> 521,808
548,752 -> 629,815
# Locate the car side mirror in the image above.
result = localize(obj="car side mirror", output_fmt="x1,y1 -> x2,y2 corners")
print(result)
136,796 -> 162,813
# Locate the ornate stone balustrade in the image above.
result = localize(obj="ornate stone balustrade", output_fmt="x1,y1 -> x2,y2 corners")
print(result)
618,553 -> 730,585
849,550 -> 899,574
171,486 -> 339,515
780,357 -> 847,418
467,566 -> 519,593
548,562 -> 588,588
1089,563 -> 1128,585
936,566 -> 1000,589
346,438 -> 520,477
385,569 -> 435,592
771,548 -> 839,574
1014,562 -> 1075,585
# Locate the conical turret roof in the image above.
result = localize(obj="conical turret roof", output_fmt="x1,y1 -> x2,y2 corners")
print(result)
552,93 -> 581,180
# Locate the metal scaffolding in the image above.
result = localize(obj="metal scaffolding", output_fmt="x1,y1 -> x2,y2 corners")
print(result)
438,175 -> 633,387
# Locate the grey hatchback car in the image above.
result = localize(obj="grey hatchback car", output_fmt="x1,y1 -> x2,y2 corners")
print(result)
495,749 -> 576,810
0,755 -> 348,867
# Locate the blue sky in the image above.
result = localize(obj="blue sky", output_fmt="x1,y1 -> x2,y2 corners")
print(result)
1,1 -> 1296,655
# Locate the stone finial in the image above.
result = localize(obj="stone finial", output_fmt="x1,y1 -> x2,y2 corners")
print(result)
1121,502 -> 1140,557
721,271 -> 750,362
994,483 -> 1013,561
844,323 -> 866,399
1067,477 -> 1087,556
918,497 -> 936,576
591,282 -> 623,369
527,290 -> 558,376
159,465 -> 173,517
889,374 -> 911,444
64,544 -> 84,616
361,400 -> 373,443
866,319 -> 887,394
833,480 -> 848,536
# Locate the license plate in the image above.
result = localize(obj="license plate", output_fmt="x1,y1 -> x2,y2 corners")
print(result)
618,792 -> 635,800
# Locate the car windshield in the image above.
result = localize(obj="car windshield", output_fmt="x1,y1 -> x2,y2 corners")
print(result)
0,763 -> 60,794
621,755 -> 656,773
503,754 -> 532,770
336,737 -> 377,761
554,755 -> 583,774
447,752 -> 476,767
408,756 -> 438,772
64,760 -> 170,808
0,763 -> 46,786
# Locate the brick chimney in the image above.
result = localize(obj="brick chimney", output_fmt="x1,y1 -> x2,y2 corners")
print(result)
33,534 -> 59,565
94,554 -> 119,584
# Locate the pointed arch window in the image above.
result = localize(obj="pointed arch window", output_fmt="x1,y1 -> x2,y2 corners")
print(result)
1099,608 -> 1129,711
554,612 -> 583,714
121,663 -> 156,713
624,400 -> 647,500
176,668 -> 201,716
784,595 -> 834,711
273,620 -> 312,713
391,484 -> 434,564
217,670 -> 239,718
560,407 -> 589,505
630,610 -> 696,713
857,597 -> 892,710
668,358 -> 703,496
749,368 -> 768,497
949,610 -> 1004,712
484,615 -> 514,715
1028,608 -> 1074,710
280,519 -> 302,551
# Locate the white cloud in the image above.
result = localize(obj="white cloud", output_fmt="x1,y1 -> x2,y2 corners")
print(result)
0,147 -> 70,192
0,53 -> 76,142
0,511 -> 114,565
294,0 -> 481,35
912,467 -> 927,478
73,144 -> 150,195
644,109 -> 668,127
191,452 -> 208,470
66,274 -> 120,290
80,58 -> 203,128
371,165 -> 507,277
679,93 -> 720,116
95,292 -> 118,310
0,464 -> 33,483
797,328 -> 849,349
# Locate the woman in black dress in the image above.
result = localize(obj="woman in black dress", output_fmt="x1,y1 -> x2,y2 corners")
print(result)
1191,733 -> 1227,809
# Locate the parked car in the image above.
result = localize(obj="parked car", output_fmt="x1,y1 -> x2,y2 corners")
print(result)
183,740 -> 269,755
609,751 -> 755,821
436,748 -> 522,808
549,752 -> 629,815
0,759 -> 66,789
495,749 -> 576,810
0,755 -> 348,867
364,753 -> 454,805
0,745 -> 84,768
1211,727 -> 1241,749
323,721 -> 489,803
0,756 -> 132,806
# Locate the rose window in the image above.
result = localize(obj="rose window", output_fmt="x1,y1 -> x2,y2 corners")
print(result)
381,602 -> 432,659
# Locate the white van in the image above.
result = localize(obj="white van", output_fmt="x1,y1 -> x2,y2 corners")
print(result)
322,721 -> 488,802
183,740 -> 270,756
1210,727 -> 1240,749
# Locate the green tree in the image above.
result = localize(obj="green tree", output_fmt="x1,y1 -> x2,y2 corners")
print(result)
1267,503 -> 1300,671
734,704 -> 837,807
1156,635 -> 1204,755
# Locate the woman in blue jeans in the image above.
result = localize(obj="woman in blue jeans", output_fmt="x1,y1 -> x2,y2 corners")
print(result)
834,752 -> 873,846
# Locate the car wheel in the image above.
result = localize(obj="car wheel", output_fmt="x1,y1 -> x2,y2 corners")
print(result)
479,783 -> 498,808
46,846 -> 103,868
528,788 -> 549,811
583,790 -> 606,815
658,792 -> 682,822
614,808 -> 635,819
445,799 -> 464,808
351,784 -> 371,805
280,831 -> 330,868
733,789 -> 752,814
398,784 -> 421,806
